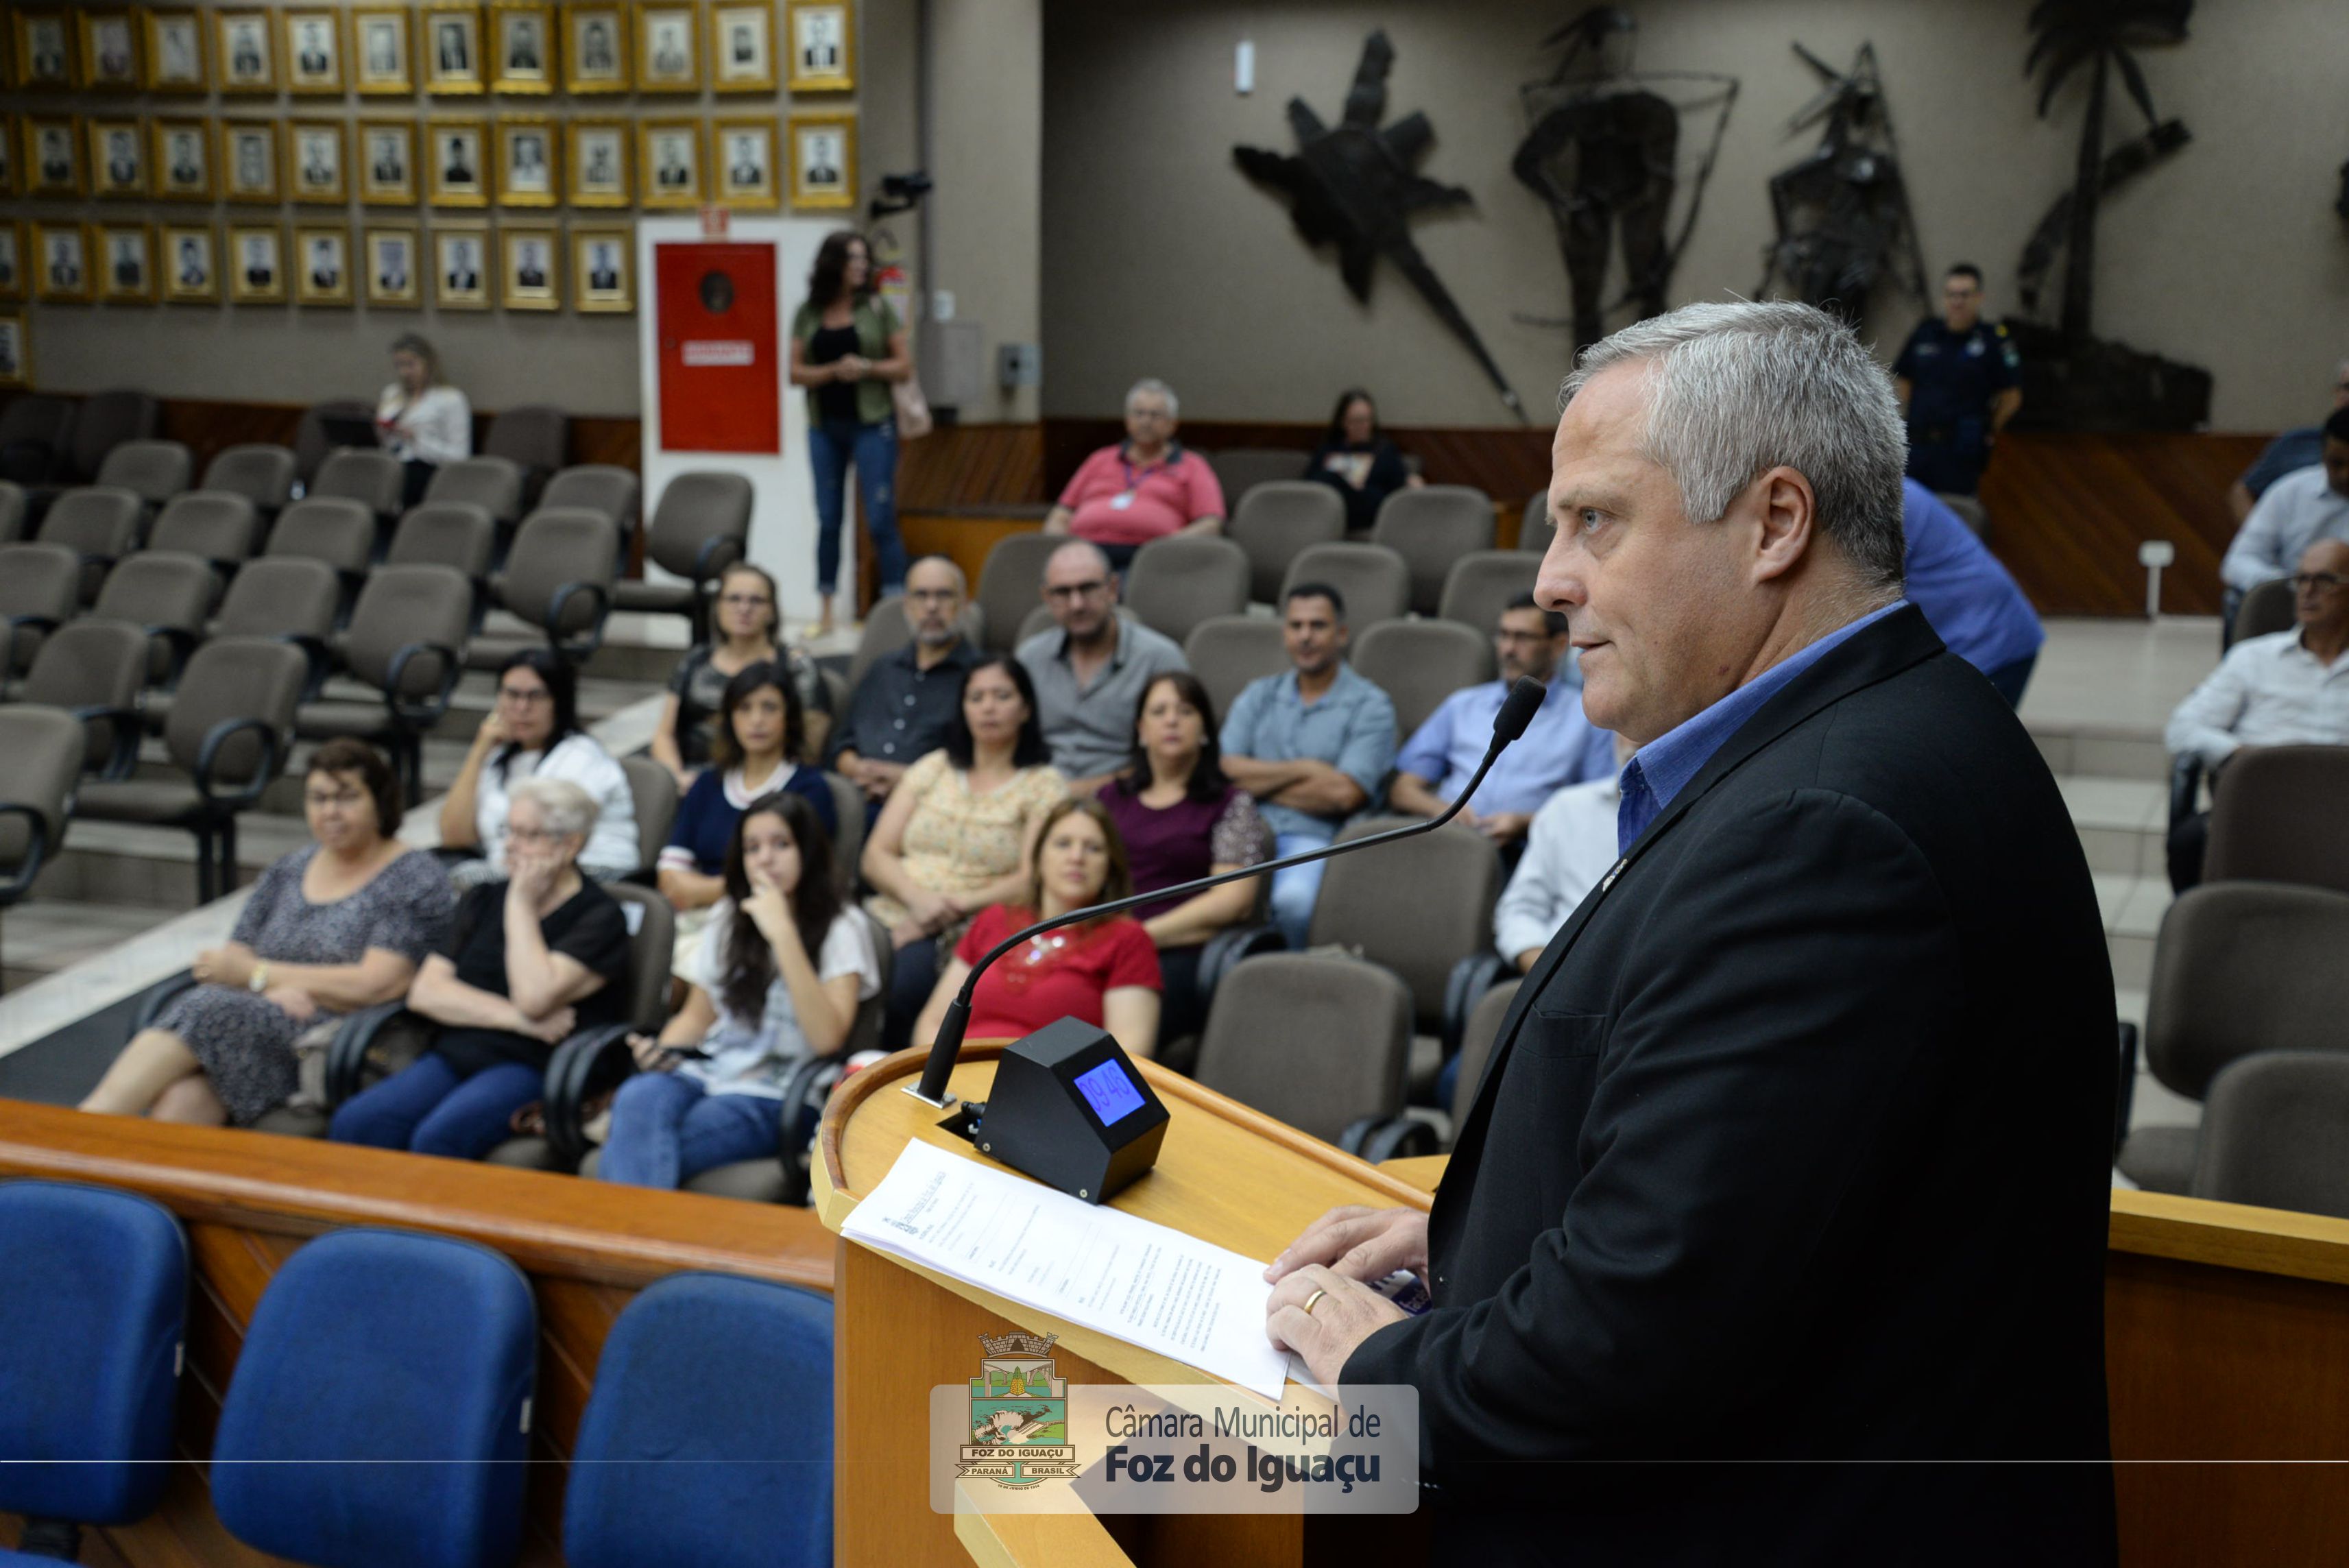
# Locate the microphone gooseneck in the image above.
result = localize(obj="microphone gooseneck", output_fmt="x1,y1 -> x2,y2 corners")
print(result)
904,675 -> 1552,1106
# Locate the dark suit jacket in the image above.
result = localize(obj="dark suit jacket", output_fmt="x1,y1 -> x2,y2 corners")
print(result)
1345,607 -> 2117,1565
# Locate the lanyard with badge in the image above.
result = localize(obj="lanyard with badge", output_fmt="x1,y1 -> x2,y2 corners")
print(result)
1111,450 -> 1166,511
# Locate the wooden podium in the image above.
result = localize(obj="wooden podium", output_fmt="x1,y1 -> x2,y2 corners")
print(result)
813,1043 -> 1434,1568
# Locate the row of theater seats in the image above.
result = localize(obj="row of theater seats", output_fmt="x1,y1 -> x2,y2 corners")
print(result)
0,1179 -> 830,1567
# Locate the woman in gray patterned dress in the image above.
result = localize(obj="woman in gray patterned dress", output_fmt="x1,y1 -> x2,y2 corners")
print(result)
80,740 -> 455,1126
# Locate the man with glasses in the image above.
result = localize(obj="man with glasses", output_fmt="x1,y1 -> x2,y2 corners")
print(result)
2220,406 -> 2349,599
828,555 -> 979,809
1389,594 -> 1615,853
1041,378 -> 1226,569
1017,540 -> 1188,793
2226,357 -> 2349,526
2166,538 -> 2349,891
1891,263 -> 2023,498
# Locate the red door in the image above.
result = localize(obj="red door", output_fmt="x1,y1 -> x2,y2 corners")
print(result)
654,241 -> 780,455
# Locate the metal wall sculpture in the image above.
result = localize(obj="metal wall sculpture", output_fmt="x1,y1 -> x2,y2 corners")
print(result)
1233,31 -> 1526,422
1752,43 -> 1926,327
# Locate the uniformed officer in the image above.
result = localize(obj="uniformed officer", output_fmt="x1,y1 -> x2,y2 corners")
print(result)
1892,263 -> 2023,496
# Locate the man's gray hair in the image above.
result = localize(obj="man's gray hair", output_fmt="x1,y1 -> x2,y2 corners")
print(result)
1125,377 -> 1179,418
1561,300 -> 1908,590
509,777 -> 597,842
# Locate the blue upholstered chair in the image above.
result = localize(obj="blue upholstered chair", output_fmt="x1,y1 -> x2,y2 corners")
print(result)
0,1179 -> 189,1563
563,1272 -> 834,1568
210,1228 -> 537,1568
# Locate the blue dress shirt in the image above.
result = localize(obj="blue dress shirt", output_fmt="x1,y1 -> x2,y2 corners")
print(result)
1395,675 -> 1615,817
1899,481 -> 2043,676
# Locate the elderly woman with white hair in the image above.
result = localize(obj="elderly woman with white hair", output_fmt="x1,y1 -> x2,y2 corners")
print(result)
1041,377 -> 1226,570
329,777 -> 635,1159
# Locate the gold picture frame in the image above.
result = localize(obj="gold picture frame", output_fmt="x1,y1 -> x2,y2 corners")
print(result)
143,9 -> 209,93
283,9 -> 346,95
289,121 -> 349,205
426,116 -> 492,207
634,2 -> 701,93
784,0 -> 852,93
359,120 -> 420,206
423,3 -> 487,94
561,3 -> 629,93
77,11 -> 143,91
565,119 -> 631,207
96,222 -> 156,304
352,7 -> 416,94
637,119 -> 703,208
365,225 -> 423,307
572,225 -> 633,313
32,222 -> 93,305
501,224 -> 560,311
294,225 -> 354,306
11,12 -> 74,91
228,224 -> 287,304
25,117 -> 82,199
497,117 -> 560,208
433,223 -> 493,310
710,2 -> 775,93
712,117 -> 778,210
217,10 -> 278,93
786,112 -> 854,210
88,118 -> 147,200
221,121 -> 282,204
0,222 -> 26,304
490,1 -> 555,93
0,315 -> 30,390
153,119 -> 214,201
160,223 -> 220,302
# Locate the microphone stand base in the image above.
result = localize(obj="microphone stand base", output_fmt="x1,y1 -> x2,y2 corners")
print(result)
899,1083 -> 959,1110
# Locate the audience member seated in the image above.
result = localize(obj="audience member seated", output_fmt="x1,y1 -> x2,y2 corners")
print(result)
377,333 -> 472,508
2164,539 -> 2349,892
862,655 -> 1070,1049
78,741 -> 453,1126
1018,540 -> 1187,794
1389,594 -> 1613,851
330,779 -> 632,1159
651,563 -> 830,786
440,649 -> 640,886
1218,583 -> 1397,949
2228,357 -> 2349,524
2221,407 -> 2349,596
600,793 -> 878,1189
828,555 -> 978,812
1493,734 -> 1639,974
657,662 -> 837,974
1898,479 -> 2045,707
1305,388 -> 1422,535
1041,378 -> 1225,568
914,799 -> 1162,1058
1096,671 -> 1273,1046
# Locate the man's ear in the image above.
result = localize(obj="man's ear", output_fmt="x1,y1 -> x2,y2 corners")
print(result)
1749,466 -> 1817,586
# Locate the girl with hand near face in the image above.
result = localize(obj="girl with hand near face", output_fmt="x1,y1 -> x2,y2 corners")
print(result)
439,649 -> 638,886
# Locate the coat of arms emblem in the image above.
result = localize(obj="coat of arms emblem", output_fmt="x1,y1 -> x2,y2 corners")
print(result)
958,1330 -> 1079,1489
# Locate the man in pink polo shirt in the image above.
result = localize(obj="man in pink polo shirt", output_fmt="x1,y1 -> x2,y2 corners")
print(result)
1044,377 -> 1227,568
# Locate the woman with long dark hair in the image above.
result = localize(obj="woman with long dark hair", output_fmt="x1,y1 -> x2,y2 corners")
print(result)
599,792 -> 879,1188
439,648 -> 638,884
1304,387 -> 1421,536
786,229 -> 913,637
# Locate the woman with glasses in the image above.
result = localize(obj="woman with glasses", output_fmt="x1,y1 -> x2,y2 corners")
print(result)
1305,388 -> 1423,537
80,740 -> 455,1126
330,777 -> 634,1159
439,649 -> 639,886
650,562 -> 832,788
1041,378 -> 1225,571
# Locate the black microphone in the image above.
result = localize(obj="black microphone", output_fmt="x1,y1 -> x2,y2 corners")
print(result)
904,675 -> 1552,1107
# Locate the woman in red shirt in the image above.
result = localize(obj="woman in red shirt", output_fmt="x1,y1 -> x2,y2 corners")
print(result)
913,799 -> 1162,1057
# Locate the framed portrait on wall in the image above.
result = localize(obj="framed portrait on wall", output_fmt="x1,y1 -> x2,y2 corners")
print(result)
638,119 -> 703,208
0,316 -> 30,390
97,224 -> 155,304
360,121 -> 419,205
713,119 -> 778,210
32,223 -> 92,305
573,226 -> 632,313
217,10 -> 277,93
364,227 -> 422,307
154,119 -> 213,200
424,3 -> 487,94
160,224 -> 219,302
785,0 -> 852,93
501,226 -> 559,311
710,3 -> 775,93
787,114 -> 854,210
10,12 -> 74,91
228,224 -> 287,304
283,10 -> 346,94
353,8 -> 415,94
88,119 -> 147,199
144,9 -> 208,92
566,119 -> 630,207
634,3 -> 701,93
25,117 -> 82,198
290,121 -> 348,204
77,12 -> 142,90
222,121 -> 282,204
296,226 -> 354,306
0,224 -> 24,303
434,225 -> 492,310
497,118 -> 558,207
562,3 -> 629,93
428,118 -> 492,207
491,1 -> 555,93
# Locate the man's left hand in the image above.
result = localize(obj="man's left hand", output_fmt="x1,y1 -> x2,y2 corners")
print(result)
1477,811 -> 1533,843
1265,1264 -> 1406,1388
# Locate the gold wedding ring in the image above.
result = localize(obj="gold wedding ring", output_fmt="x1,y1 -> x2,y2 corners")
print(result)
1302,1288 -> 1327,1317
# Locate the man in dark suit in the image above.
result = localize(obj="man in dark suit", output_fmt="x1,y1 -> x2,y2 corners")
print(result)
1266,300 -> 2117,1565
